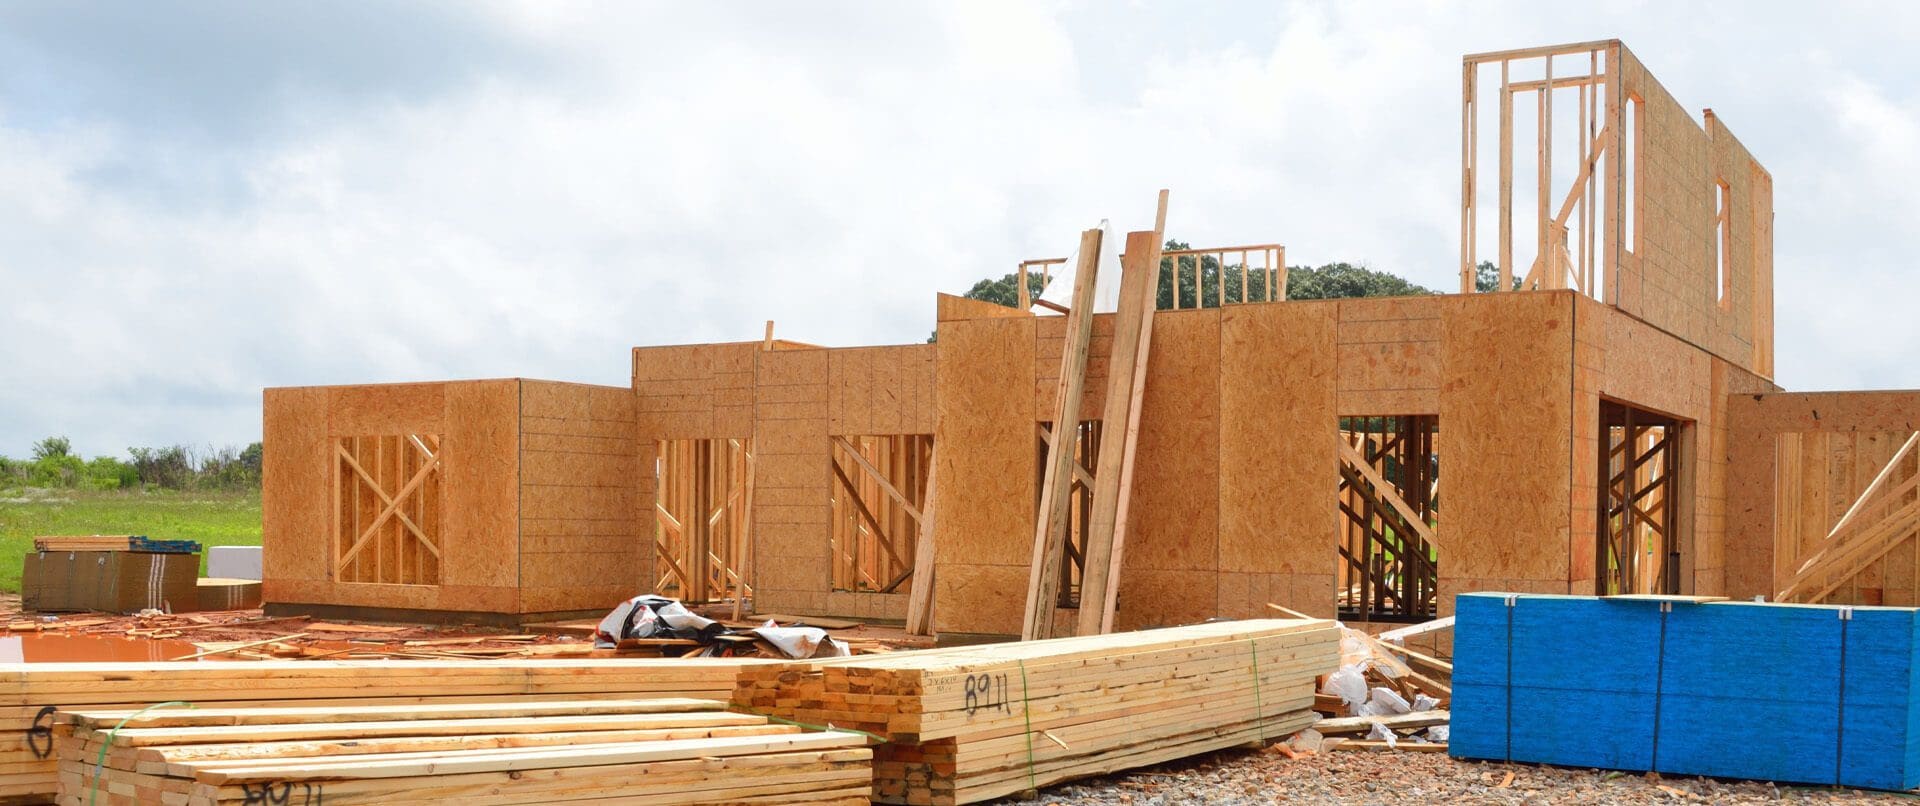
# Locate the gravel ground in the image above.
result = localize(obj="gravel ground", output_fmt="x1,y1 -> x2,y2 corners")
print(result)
1013,746 -> 1920,804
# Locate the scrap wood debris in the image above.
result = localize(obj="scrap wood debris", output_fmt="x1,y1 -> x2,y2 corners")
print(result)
1310,620 -> 1453,753
0,597 -> 924,661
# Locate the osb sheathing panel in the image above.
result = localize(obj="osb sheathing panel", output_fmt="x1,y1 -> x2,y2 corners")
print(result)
518,381 -> 640,616
437,381 -> 522,611
1218,302 -> 1337,620
932,315 -> 1036,635
938,292 -> 1033,322
1109,309 -> 1221,630
1437,293 -> 1574,612
1613,45 -> 1772,379
1122,309 -> 1220,573
632,342 -> 757,439
828,344 -> 935,436
262,387 -> 329,602
264,380 -> 523,615
1334,295 -> 1445,416
1033,313 -> 1116,418
751,347 -> 832,612
1724,390 -> 1920,599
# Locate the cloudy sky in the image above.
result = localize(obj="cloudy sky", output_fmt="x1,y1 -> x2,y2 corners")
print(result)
1,1 -> 1916,458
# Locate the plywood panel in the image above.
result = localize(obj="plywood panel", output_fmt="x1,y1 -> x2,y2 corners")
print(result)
442,381 -> 522,601
931,315 -> 1035,635
1219,302 -> 1337,590
261,387 -> 330,603
327,383 -> 447,436
1124,309 -> 1220,574
1438,294 -> 1575,611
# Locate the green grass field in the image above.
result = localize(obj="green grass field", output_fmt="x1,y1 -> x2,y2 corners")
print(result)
0,489 -> 262,594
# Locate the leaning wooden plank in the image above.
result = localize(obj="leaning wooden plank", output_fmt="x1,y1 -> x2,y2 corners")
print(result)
1021,227 -> 1103,641
1077,227 -> 1165,637
905,461 -> 939,636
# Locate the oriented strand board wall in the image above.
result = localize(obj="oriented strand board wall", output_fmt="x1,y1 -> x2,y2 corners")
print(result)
1218,301 -> 1338,620
932,293 -> 1473,635
1566,296 -> 1774,598
1436,293 -> 1575,610
1726,391 -> 1920,600
263,380 -> 521,615
932,315 -> 1037,635
633,343 -> 758,440
1614,45 -> 1773,379
518,381 -> 641,615
743,347 -> 829,616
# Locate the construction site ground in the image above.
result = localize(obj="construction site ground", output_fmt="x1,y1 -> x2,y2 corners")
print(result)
1023,746 -> 1916,805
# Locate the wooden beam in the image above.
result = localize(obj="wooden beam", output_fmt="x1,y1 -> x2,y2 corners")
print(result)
829,456 -> 912,578
1078,229 -> 1165,636
829,435 -> 924,523
1035,424 -> 1095,490
1337,440 -> 1439,550
905,461 -> 938,636
1022,227 -> 1102,641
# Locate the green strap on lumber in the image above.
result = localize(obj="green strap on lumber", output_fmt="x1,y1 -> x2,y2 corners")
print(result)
1250,637 -> 1267,743
1019,658 -> 1038,794
92,701 -> 194,806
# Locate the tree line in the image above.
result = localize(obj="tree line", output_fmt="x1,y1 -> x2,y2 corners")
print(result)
0,436 -> 263,492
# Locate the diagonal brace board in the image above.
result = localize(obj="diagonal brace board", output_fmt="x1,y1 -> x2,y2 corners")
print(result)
336,445 -> 442,569
1022,227 -> 1102,641
1337,439 -> 1439,550
1777,431 -> 1920,601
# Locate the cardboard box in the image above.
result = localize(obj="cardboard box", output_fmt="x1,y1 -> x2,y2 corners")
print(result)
194,578 -> 263,611
19,551 -> 115,613
94,552 -> 199,614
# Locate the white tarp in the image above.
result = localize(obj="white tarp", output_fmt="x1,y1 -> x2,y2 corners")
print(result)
1032,219 -> 1124,314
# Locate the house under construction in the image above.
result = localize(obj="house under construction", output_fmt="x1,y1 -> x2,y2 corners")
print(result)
260,39 -> 1920,641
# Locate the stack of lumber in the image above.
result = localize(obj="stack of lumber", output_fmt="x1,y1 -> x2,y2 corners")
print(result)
733,618 -> 1337,805
33,536 -> 201,554
1452,593 -> 1920,790
53,698 -> 870,805
0,658 -> 757,803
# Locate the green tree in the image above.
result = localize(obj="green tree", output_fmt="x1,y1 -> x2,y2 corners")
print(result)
1472,260 -> 1522,293
962,272 -> 1050,309
31,436 -> 71,461
1286,262 -> 1436,299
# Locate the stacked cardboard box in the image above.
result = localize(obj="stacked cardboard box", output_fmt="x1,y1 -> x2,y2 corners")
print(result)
19,551 -> 198,614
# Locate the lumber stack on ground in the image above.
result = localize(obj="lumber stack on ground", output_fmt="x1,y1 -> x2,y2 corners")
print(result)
733,618 -> 1338,805
53,697 -> 871,805
0,658 -> 756,804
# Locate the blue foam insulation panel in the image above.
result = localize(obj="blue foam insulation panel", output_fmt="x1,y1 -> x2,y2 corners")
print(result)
1451,592 -> 1920,790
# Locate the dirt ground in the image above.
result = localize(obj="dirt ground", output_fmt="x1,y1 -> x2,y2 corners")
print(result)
1021,746 -> 1918,805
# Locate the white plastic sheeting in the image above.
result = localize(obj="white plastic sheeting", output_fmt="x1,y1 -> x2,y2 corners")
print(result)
1032,220 -> 1124,315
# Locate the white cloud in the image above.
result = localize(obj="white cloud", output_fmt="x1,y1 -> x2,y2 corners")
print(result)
1,1 -> 1918,457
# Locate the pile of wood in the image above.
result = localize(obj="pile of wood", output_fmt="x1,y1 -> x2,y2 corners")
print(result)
32,536 -> 201,554
733,618 -> 1338,805
53,697 -> 870,805
1307,620 -> 1453,753
0,658 -> 756,803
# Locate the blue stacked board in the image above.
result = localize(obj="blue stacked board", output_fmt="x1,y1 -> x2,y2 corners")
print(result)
129,536 -> 202,554
1451,592 -> 1920,791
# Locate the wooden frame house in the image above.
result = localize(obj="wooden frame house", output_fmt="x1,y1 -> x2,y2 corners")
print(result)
258,40 -> 1917,637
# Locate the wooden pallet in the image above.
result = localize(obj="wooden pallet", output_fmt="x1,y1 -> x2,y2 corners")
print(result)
733,618 -> 1338,805
0,657 -> 758,803
53,697 -> 870,805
